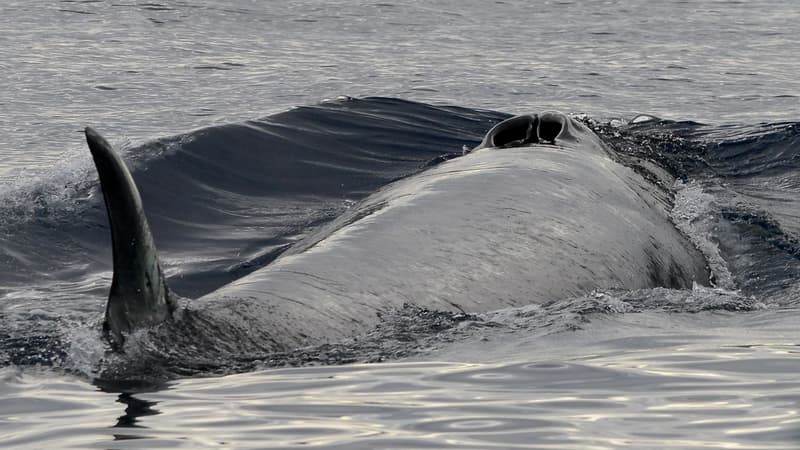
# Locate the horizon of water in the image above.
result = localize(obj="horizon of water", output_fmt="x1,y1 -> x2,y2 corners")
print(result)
1,0 -> 798,183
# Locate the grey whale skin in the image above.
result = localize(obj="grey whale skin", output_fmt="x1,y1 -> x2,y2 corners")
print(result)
86,111 -> 709,350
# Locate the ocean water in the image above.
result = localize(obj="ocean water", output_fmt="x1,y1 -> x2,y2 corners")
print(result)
1,1 -> 799,449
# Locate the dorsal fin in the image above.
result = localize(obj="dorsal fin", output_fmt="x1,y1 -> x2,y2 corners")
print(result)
85,127 -> 174,346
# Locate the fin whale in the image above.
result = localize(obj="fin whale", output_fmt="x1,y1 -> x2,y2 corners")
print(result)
86,112 -> 709,351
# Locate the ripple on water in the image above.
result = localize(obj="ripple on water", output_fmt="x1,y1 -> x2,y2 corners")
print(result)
4,328 -> 799,450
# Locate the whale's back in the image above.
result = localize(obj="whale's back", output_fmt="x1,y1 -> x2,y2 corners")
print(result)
197,140 -> 709,345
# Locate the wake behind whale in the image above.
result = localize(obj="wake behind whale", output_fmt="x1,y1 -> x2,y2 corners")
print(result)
85,110 -> 709,372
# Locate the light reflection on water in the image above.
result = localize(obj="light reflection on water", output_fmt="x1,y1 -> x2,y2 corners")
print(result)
2,324 -> 798,449
1,0 -> 799,184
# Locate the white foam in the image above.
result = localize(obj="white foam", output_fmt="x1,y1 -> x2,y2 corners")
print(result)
671,179 -> 736,290
630,114 -> 658,124
63,318 -> 109,378
0,133 -> 192,232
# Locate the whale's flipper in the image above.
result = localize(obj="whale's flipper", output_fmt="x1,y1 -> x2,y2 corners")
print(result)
85,127 -> 174,346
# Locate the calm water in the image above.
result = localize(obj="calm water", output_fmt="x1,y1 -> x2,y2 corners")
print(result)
1,0 -> 798,181
1,1 -> 800,449
3,308 -> 799,449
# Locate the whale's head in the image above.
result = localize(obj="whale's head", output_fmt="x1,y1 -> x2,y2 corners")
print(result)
472,112 -> 602,153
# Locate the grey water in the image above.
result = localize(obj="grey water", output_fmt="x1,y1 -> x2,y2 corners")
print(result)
2,0 -> 800,449
1,0 -> 797,182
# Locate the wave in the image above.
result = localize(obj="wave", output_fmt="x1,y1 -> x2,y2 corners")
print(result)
1,97 -> 798,377
596,117 -> 800,299
0,97 -> 508,299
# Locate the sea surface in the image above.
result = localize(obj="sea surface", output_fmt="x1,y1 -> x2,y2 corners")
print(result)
1,1 -> 799,449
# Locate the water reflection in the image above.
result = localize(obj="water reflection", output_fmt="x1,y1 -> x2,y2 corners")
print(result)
111,399 -> 157,441
92,378 -> 168,442
114,393 -> 160,429
2,333 -> 799,449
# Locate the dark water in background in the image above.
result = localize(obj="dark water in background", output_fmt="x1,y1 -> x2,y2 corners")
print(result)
1,1 -> 800,449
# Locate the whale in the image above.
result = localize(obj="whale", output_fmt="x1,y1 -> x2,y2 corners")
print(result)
85,111 -> 709,355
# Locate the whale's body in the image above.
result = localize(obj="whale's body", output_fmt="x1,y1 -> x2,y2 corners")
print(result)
86,112 -> 709,354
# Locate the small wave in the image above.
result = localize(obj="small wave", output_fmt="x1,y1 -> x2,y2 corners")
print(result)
90,285 -> 764,381
483,286 -> 762,332
671,180 -> 735,289
590,115 -> 800,300
700,121 -> 800,177
0,98 -> 502,293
